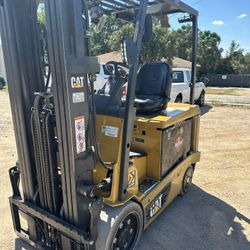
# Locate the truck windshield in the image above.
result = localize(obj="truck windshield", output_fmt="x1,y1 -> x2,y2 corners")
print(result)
172,71 -> 184,83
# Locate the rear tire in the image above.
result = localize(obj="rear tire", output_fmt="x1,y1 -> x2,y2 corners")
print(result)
175,95 -> 182,103
181,166 -> 194,196
96,201 -> 143,250
197,91 -> 205,106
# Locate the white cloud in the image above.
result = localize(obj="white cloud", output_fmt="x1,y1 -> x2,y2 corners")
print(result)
237,13 -> 247,19
212,20 -> 224,26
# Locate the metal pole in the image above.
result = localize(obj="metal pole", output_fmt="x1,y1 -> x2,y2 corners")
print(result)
118,0 -> 148,201
0,0 -> 45,241
45,1 -> 100,242
190,15 -> 198,104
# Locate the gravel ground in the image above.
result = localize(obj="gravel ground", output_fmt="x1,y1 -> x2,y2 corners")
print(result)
0,91 -> 250,250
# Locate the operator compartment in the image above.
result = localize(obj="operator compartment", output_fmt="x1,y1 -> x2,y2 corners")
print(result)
93,61 -> 200,202
131,61 -> 200,182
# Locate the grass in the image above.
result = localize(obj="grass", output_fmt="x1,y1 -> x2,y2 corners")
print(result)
206,87 -> 250,96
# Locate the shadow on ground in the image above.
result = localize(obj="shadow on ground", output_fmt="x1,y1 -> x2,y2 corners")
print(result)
14,185 -> 250,250
200,104 -> 213,116
138,185 -> 250,250
15,239 -> 31,250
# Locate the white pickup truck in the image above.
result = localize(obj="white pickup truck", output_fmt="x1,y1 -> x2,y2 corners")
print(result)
171,68 -> 206,106
95,64 -> 113,92
95,64 -> 206,106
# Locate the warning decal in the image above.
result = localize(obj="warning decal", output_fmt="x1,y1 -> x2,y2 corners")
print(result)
128,170 -> 136,188
102,125 -> 119,138
75,116 -> 86,154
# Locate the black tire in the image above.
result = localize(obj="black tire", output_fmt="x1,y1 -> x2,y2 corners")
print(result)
175,95 -> 182,103
181,166 -> 194,196
96,201 -> 143,250
197,91 -> 205,106
0,81 -> 3,90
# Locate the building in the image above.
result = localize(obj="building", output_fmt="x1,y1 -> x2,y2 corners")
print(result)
97,51 -> 197,69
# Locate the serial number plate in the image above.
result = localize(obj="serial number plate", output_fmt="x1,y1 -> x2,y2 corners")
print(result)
73,92 -> 85,103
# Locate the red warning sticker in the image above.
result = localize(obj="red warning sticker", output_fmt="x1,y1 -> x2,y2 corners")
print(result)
75,116 -> 86,154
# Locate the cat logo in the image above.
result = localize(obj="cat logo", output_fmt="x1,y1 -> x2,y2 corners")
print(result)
71,76 -> 84,89
149,194 -> 162,218
175,136 -> 183,153
128,170 -> 136,188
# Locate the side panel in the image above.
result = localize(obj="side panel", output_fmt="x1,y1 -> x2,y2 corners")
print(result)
132,124 -> 162,180
139,152 -> 201,229
161,119 -> 192,177
93,115 -> 124,187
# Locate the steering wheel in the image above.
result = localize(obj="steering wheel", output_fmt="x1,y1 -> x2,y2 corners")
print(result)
105,61 -> 128,79
97,61 -> 128,100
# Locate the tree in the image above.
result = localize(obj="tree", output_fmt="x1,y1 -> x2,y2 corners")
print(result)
197,30 -> 223,75
173,25 -> 193,60
91,18 -> 176,63
142,26 -> 175,63
36,9 -> 249,75
243,53 -> 250,74
92,18 -> 249,76
108,23 -> 134,52
215,58 -> 234,74
37,4 -> 46,24
226,40 -> 245,74
91,15 -> 124,56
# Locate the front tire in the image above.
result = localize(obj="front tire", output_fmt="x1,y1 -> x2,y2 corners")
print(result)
96,201 -> 143,250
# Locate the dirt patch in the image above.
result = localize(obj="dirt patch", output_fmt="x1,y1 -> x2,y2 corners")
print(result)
0,92 -> 18,249
138,105 -> 250,249
0,92 -> 249,249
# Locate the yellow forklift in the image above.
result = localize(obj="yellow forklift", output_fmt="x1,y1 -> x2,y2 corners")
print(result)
0,0 -> 200,249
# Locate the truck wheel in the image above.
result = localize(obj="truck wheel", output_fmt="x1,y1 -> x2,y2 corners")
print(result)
181,166 -> 194,196
0,81 -> 3,90
96,201 -> 143,250
197,91 -> 205,106
175,95 -> 182,103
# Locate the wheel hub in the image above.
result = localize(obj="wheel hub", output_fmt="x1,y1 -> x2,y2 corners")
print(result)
183,167 -> 194,193
113,214 -> 138,250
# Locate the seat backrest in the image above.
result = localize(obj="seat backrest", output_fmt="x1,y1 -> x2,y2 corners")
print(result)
136,62 -> 172,98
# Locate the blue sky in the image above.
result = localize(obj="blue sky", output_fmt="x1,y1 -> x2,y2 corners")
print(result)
170,0 -> 250,55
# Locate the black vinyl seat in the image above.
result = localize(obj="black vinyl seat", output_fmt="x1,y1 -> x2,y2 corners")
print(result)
135,62 -> 172,115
